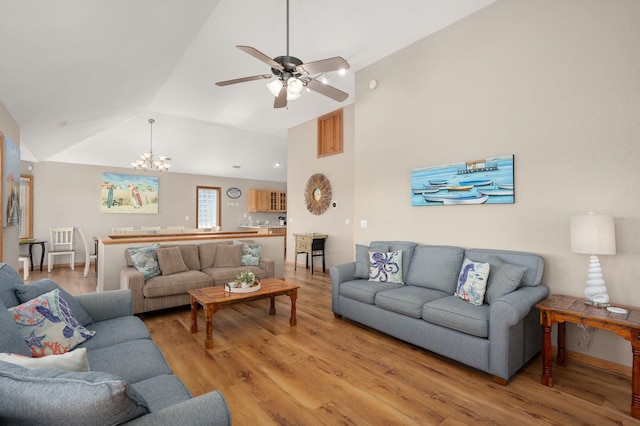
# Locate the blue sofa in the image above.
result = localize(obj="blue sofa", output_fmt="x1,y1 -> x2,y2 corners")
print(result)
331,241 -> 549,384
0,264 -> 231,425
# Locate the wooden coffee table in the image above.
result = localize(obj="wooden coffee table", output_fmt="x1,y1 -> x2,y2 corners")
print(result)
189,278 -> 300,349
537,294 -> 640,419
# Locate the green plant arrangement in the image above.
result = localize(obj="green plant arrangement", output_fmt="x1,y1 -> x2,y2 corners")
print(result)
235,271 -> 255,286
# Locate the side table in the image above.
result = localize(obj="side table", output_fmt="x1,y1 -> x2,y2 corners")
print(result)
293,233 -> 327,275
536,294 -> 640,419
19,240 -> 46,272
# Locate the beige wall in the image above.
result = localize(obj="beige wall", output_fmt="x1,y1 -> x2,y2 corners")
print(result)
0,99 -> 20,268
289,0 -> 640,368
286,104 -> 355,270
20,161 -> 285,269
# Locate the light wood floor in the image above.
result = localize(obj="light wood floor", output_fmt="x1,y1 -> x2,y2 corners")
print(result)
29,264 -> 638,425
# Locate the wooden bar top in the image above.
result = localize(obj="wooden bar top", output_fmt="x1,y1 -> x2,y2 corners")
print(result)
98,230 -> 262,245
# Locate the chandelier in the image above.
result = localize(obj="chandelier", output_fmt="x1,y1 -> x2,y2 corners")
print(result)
131,118 -> 171,172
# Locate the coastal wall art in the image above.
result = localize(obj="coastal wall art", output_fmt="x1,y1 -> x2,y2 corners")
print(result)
101,173 -> 159,214
3,136 -> 21,226
411,155 -> 515,206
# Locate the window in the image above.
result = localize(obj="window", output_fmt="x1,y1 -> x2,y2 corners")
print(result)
196,186 -> 221,229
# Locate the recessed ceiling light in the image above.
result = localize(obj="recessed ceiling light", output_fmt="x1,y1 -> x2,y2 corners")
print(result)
274,162 -> 281,167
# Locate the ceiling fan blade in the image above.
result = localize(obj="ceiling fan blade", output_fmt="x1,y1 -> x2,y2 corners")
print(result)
237,45 -> 283,70
296,56 -> 350,75
274,85 -> 288,109
215,74 -> 273,86
306,78 -> 349,102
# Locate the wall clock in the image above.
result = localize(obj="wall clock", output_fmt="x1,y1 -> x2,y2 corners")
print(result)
304,173 -> 332,215
226,187 -> 242,199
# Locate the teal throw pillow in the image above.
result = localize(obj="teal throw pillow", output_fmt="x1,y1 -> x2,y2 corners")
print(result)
240,243 -> 261,266
128,243 -> 161,280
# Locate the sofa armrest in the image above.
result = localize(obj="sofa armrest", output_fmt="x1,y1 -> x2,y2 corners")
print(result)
489,284 -> 549,381
120,267 -> 146,315
260,257 -> 275,278
330,262 -> 357,314
74,289 -> 133,322
124,390 -> 231,426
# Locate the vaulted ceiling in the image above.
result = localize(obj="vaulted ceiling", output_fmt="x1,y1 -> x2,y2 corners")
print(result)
0,0 -> 495,181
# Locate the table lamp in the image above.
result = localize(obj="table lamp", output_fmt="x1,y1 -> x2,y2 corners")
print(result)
570,213 -> 616,307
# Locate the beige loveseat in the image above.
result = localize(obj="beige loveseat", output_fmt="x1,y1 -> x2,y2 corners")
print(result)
120,241 -> 274,314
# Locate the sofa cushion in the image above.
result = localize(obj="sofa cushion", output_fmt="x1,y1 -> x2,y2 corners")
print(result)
375,286 -> 449,318
9,289 -> 95,357
131,374 -> 192,413
15,279 -> 93,326
214,244 -> 242,268
372,241 -> 418,281
339,279 -> 404,305
0,360 -> 149,425
0,348 -> 89,372
485,256 -> 527,304
422,296 -> 490,338
78,316 -> 151,351
86,339 -> 171,384
142,271 -> 212,298
454,258 -> 490,306
198,241 -> 232,270
0,263 -> 22,307
354,242 -> 391,279
0,298 -> 32,357
405,245 -> 464,293
368,251 -> 403,284
203,266 -> 268,285
128,243 -> 161,280
156,247 -> 189,276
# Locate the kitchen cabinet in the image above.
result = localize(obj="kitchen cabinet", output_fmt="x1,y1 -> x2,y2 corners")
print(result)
248,190 -> 287,212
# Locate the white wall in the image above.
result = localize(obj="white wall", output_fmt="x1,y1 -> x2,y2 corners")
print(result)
289,0 -> 640,368
20,161 -> 286,267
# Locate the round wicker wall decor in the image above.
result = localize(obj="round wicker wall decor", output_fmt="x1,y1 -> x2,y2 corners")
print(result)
304,173 -> 332,215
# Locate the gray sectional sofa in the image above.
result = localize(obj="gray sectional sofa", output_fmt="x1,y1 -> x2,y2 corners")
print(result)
0,264 -> 231,425
121,241 -> 275,314
331,241 -> 549,383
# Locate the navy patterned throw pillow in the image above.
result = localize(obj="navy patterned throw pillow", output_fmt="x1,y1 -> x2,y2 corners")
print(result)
368,251 -> 403,284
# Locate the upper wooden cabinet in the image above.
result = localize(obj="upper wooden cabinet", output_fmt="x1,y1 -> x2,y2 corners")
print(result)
317,108 -> 343,158
248,190 -> 287,212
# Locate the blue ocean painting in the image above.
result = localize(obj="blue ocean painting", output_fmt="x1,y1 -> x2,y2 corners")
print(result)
411,155 -> 515,206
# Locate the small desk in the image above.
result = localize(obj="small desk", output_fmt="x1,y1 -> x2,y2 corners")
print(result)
19,240 -> 46,272
293,233 -> 327,275
537,294 -> 640,419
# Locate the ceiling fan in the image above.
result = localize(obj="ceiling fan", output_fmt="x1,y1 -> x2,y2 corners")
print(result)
215,0 -> 350,109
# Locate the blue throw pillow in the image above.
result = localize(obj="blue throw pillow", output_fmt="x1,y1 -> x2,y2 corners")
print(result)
0,360 -> 149,425
127,243 -> 161,280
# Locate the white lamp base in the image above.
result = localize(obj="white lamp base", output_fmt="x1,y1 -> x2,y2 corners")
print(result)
583,255 -> 610,307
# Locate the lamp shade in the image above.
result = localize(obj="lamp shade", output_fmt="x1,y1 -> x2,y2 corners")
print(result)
570,214 -> 616,255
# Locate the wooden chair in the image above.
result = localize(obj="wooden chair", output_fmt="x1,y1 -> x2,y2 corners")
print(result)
18,256 -> 30,280
79,228 -> 97,278
48,227 -> 75,272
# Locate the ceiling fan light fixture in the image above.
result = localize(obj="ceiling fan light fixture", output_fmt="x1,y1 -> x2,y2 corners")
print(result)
287,76 -> 303,95
267,79 -> 283,97
286,91 -> 301,101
